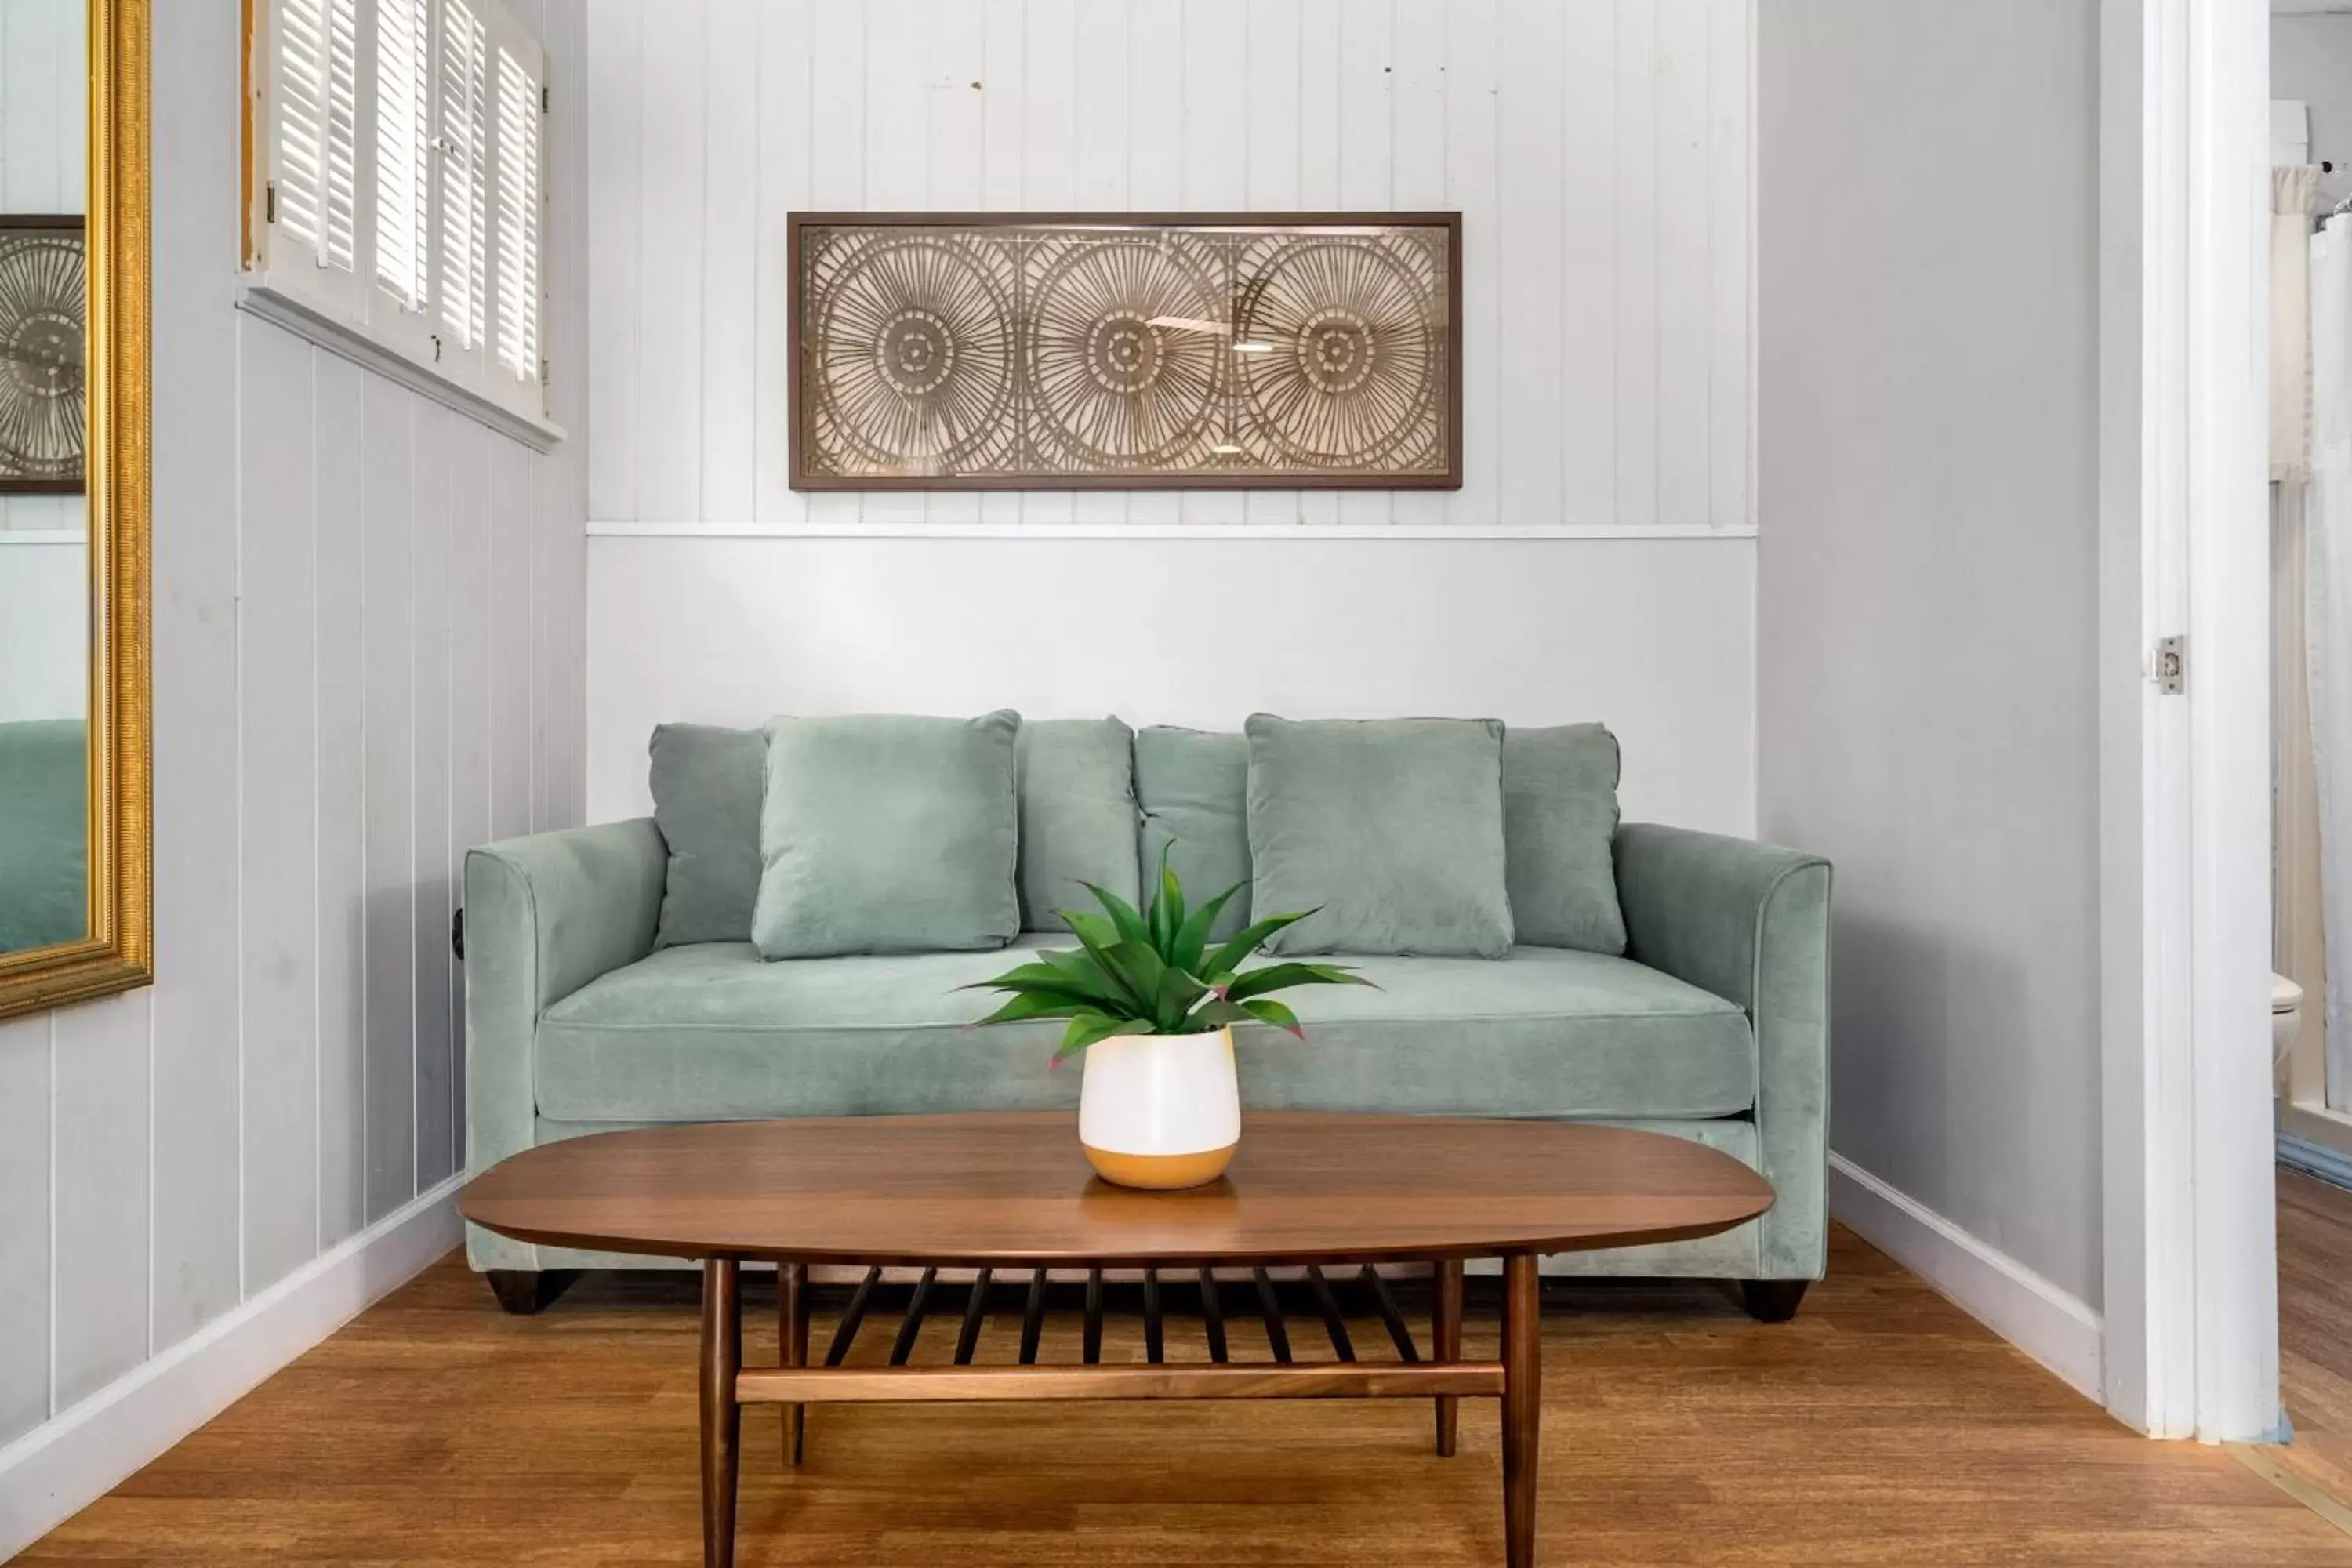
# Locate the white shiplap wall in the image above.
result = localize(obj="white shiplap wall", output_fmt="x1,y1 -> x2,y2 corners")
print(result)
0,0 -> 588,1472
584,0 -> 1754,532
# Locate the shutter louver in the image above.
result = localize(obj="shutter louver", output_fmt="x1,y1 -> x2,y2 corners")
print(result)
374,0 -> 433,310
437,0 -> 491,352
274,0 -> 359,273
494,43 -> 542,383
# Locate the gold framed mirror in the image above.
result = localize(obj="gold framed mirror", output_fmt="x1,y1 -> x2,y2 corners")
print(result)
0,0 -> 149,1021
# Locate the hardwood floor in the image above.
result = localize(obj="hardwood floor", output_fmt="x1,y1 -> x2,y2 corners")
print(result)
24,1225 -> 2350,1566
2268,1169 -> 2352,1526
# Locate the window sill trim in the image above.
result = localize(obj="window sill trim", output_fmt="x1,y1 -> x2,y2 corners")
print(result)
234,275 -> 567,454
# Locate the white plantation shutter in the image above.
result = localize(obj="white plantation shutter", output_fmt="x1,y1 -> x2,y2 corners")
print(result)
493,38 -> 543,390
372,0 -> 433,312
270,0 -> 361,299
437,0 -> 492,354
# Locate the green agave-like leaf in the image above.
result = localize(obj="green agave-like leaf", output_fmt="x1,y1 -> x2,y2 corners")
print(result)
971,991 -> 1105,1029
1184,997 -> 1254,1033
1150,964 -> 1210,1033
1076,883 -> 1151,949
958,962 -> 1134,1013
1238,996 -> 1304,1038
1062,913 -> 1152,1015
1223,960 -> 1373,1004
1152,844 -> 1185,959
1167,881 -> 1243,975
1200,908 -> 1319,985
1051,1013 -> 1156,1065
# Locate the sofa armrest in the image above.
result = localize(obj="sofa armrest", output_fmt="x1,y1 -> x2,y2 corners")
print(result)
462,818 -> 665,1265
1614,822 -> 1832,1279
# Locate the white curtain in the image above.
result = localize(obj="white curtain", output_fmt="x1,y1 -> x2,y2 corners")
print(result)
2279,169 -> 2323,481
2307,212 -> 2352,1109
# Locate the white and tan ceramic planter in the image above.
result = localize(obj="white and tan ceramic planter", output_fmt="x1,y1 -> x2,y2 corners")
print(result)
1077,1027 -> 1241,1189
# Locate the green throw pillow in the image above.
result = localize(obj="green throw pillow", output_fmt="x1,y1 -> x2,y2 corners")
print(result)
648,722 -> 767,947
1244,714 -> 1514,959
1502,724 -> 1627,954
1017,717 -> 1139,931
1134,726 -> 1251,943
753,712 -> 1023,958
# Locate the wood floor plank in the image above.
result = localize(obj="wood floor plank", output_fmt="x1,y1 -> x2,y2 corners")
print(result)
19,1225 -> 2350,1565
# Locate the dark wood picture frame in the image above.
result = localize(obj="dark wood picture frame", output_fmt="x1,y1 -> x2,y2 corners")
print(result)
787,212 -> 1464,492
0,212 -> 89,496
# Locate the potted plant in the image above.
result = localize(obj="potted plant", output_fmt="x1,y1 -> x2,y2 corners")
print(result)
965,857 -> 1371,1189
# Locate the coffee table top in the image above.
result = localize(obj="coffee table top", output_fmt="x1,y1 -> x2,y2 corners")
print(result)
459,1113 -> 1774,1268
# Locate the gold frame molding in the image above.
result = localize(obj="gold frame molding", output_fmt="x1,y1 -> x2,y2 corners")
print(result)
0,0 -> 151,1021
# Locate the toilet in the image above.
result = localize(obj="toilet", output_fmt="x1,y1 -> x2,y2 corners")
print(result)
2275,972 -> 2307,1077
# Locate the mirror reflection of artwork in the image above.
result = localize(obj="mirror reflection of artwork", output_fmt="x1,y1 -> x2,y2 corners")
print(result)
0,216 -> 86,493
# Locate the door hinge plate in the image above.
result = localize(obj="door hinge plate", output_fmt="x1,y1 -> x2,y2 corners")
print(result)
2155,634 -> 2187,695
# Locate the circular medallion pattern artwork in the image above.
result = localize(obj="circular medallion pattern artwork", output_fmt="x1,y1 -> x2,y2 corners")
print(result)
0,227 -> 86,486
794,218 -> 1454,485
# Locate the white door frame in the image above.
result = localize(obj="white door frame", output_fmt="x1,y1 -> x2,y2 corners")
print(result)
2099,0 -> 2282,1443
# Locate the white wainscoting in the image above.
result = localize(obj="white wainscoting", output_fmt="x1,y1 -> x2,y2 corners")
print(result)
585,532 -> 1759,834
583,0 -> 1755,534
0,0 -> 590,1539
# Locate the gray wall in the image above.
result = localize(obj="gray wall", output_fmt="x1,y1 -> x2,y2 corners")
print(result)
0,1 -> 588,1450
1756,0 -> 2106,1305
2277,14 -> 2352,208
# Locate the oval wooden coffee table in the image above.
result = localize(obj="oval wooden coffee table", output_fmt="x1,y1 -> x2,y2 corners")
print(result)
459,1111 -> 1774,1568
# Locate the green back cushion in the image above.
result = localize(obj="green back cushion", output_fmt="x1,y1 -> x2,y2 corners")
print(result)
1134,726 -> 1251,944
1503,724 -> 1627,954
0,719 -> 86,953
1244,714 -> 1514,959
1016,717 -> 1139,931
648,723 -> 767,947
753,712 -> 1022,958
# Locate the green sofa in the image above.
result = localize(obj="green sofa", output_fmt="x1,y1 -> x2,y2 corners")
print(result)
462,729 -> 1831,1319
0,719 -> 87,953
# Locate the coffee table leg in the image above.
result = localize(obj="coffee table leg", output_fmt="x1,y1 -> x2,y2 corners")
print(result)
701,1258 -> 742,1568
1432,1258 -> 1463,1457
779,1262 -> 808,1466
1500,1254 -> 1539,1568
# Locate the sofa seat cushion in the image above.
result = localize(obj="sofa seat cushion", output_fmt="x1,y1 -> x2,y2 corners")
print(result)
532,940 -> 1755,1125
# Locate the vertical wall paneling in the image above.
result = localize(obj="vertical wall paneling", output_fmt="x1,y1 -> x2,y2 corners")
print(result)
1653,0 -> 1711,529
632,0 -> 704,524
1065,0 -> 1129,530
1708,0 -> 1751,527
584,0 -> 641,521
1558,0 -> 1615,526
1389,0 -> 1447,529
858,0 -> 933,529
805,0 -> 869,531
312,356 -> 368,1252
1242,0 -> 1301,528
0,5 -> 590,1501
1443,0 -> 1497,531
1495,0 -> 1563,529
361,378 -> 417,1223
1020,0 -> 1077,528
925,0 -> 990,527
489,445 -> 535,841
237,318 -> 322,1294
1123,0 -> 1183,528
0,1016 -> 52,1445
582,0 -> 1755,532
147,0 -> 245,1352
1611,0 -> 1659,528
754,0 -> 813,526
699,0 -> 759,525
410,404 -> 456,1189
50,994 -> 151,1409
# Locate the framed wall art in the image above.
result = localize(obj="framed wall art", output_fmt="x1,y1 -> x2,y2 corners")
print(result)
0,214 -> 88,495
788,212 -> 1461,491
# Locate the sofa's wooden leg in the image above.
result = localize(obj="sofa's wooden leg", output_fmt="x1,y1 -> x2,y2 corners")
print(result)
1739,1279 -> 1810,1323
486,1269 -> 580,1316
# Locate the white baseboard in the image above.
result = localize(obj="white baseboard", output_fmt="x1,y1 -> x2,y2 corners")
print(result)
1828,1152 -> 2105,1403
0,1178 -> 461,1559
